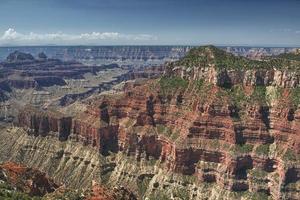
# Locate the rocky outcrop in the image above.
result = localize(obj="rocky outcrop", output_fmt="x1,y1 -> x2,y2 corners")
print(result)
1,76 -> 66,89
0,162 -> 58,196
6,51 -> 35,62
34,76 -> 66,87
0,160 -> 137,200
12,46 -> 300,199
87,181 -> 137,200
0,92 -> 7,102
59,68 -> 163,106
38,52 -> 47,60
0,52 -> 122,91
167,66 -> 300,88
0,81 -> 11,102
6,79 -> 37,89
18,106 -> 72,140
16,78 -> 300,198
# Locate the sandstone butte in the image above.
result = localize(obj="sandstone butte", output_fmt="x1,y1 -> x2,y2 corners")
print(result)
9,46 -> 300,199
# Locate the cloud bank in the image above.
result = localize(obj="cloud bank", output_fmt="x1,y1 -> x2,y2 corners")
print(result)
0,28 -> 158,45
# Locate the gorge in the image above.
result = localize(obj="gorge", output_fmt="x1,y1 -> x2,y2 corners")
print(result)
0,46 -> 300,200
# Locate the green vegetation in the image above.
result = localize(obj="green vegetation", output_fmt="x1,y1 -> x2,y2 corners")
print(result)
213,50 -> 262,70
197,161 -> 219,171
274,87 -> 284,99
283,148 -> 298,161
215,88 -> 228,101
193,78 -> 213,100
226,85 -> 247,108
249,168 -> 268,179
276,52 -> 300,61
255,144 -> 270,156
45,189 -> 85,200
216,85 -> 268,108
55,149 -> 64,159
176,46 -> 244,69
181,175 -> 197,185
175,45 -> 300,71
249,86 -> 267,105
267,87 -> 283,103
242,191 -> 269,200
0,182 -> 41,200
195,78 -> 205,90
159,76 -> 188,95
145,157 -> 157,166
159,46 -> 300,111
124,118 -> 136,128
290,87 -> 300,107
156,124 -> 180,141
100,170 -> 112,185
210,139 -> 221,149
211,85 -> 269,120
170,131 -> 180,141
157,124 -> 167,133
232,144 -> 254,154
148,191 -> 170,200
173,188 -> 190,199
157,124 -> 172,137
175,46 -> 213,68
137,176 -> 151,197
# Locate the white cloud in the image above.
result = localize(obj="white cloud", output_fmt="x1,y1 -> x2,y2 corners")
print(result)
0,28 -> 157,45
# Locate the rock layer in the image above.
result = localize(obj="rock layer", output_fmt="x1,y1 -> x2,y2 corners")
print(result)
10,46 -> 300,199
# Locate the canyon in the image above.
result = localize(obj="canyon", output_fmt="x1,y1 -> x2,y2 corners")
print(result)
0,46 -> 296,64
0,46 -> 300,199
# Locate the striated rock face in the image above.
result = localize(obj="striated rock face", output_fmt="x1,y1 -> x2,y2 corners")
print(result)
5,79 -> 37,89
87,181 -> 137,200
16,81 -> 300,199
167,64 -> 300,88
11,46 -> 300,199
57,68 -> 161,107
18,106 -> 72,140
0,162 -> 58,196
3,76 -> 66,89
0,127 -> 103,189
34,76 -> 66,87
0,160 -> 137,200
0,52 -> 121,90
0,128 -> 139,199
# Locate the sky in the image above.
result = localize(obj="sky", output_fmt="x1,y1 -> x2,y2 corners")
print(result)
0,0 -> 299,46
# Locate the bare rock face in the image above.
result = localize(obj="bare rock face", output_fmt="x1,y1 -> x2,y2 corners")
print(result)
0,162 -> 58,196
168,63 -> 300,88
38,52 -> 48,60
6,51 -> 35,62
17,79 -> 300,199
18,106 -> 72,140
13,46 -> 300,199
86,181 -> 137,200
5,79 -> 37,89
34,76 -> 66,87
0,161 -> 137,200
0,51 -> 122,90
0,90 -> 8,102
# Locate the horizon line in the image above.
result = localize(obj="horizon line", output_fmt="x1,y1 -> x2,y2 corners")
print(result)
0,44 -> 300,48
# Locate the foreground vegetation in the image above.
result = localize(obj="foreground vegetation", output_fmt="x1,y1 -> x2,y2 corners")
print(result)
174,45 -> 300,70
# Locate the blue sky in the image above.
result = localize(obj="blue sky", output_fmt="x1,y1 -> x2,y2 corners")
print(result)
0,0 -> 299,46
